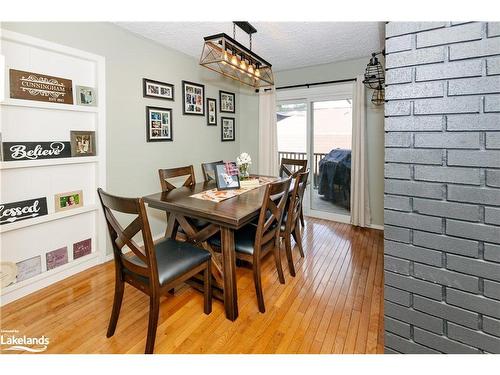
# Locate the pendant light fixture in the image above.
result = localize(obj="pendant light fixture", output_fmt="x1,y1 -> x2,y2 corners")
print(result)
362,50 -> 385,105
199,22 -> 274,88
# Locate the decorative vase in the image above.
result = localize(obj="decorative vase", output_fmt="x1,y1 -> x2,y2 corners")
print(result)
239,163 -> 250,179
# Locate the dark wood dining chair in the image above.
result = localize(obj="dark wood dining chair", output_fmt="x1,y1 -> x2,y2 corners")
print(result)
280,170 -> 309,277
279,158 -> 308,226
97,188 -> 212,354
201,160 -> 223,182
209,177 -> 291,313
158,165 -> 207,237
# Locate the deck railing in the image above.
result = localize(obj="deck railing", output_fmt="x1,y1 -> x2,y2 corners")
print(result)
278,151 -> 328,188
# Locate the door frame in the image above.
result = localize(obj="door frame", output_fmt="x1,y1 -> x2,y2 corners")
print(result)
277,82 -> 354,223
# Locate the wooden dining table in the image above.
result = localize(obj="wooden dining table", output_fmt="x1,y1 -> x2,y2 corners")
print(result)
142,177 -> 285,321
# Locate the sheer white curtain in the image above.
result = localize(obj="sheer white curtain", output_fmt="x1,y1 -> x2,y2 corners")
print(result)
258,89 -> 279,176
350,76 -> 371,227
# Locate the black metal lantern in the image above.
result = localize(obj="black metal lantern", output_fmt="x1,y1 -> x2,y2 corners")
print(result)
363,51 -> 385,89
371,85 -> 385,105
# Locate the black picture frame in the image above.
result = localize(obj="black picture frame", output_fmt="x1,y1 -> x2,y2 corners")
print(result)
219,90 -> 235,113
182,80 -> 205,116
143,78 -> 174,101
206,97 -> 217,126
146,106 -> 173,142
214,162 -> 240,190
221,117 -> 235,142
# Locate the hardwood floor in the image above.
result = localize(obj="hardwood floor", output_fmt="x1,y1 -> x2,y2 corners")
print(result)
0,217 -> 384,354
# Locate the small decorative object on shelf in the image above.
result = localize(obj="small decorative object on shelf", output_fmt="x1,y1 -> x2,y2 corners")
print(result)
9,69 -> 74,104
2,141 -> 71,161
0,261 -> 18,287
54,190 -> 83,212
236,152 -> 252,179
16,256 -> 42,282
76,85 -> 97,106
0,197 -> 48,226
46,246 -> 68,271
70,131 -> 96,157
73,238 -> 92,260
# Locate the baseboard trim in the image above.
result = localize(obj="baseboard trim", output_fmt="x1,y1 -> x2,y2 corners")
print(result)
367,224 -> 384,231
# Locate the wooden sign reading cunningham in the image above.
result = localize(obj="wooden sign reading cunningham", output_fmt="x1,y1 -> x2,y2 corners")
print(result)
9,69 -> 74,104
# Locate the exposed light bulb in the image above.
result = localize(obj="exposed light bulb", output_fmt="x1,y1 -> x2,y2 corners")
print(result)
255,68 -> 261,77
231,54 -> 238,66
223,51 -> 229,61
248,65 -> 254,74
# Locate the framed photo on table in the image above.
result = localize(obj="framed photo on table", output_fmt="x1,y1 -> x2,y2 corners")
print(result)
219,90 -> 235,113
182,80 -> 205,116
215,162 -> 240,190
146,106 -> 173,142
221,117 -> 235,142
143,78 -> 174,101
206,98 -> 217,126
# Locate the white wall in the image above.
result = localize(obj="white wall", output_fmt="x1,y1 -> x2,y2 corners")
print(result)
274,57 -> 385,226
1,22 -> 260,245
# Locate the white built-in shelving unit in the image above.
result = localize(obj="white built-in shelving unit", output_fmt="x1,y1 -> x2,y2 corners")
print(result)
0,29 -> 107,305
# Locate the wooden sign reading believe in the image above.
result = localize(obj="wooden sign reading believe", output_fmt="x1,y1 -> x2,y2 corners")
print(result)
9,69 -> 74,104
2,141 -> 71,161
0,197 -> 48,226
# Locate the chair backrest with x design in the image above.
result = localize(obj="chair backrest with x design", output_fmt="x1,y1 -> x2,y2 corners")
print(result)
254,177 -> 292,258
284,170 -> 309,232
279,158 -> 308,178
201,160 -> 223,182
97,188 -> 159,287
158,165 -> 196,192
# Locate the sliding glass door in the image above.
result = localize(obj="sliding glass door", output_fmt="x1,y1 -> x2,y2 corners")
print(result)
276,83 -> 354,223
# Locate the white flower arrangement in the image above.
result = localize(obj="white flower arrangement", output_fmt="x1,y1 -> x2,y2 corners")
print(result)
236,152 -> 252,166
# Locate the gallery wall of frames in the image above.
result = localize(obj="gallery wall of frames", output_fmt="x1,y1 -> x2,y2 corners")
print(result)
0,29 -> 107,305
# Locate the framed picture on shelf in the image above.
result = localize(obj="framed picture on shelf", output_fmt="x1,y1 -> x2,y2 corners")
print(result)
76,85 -> 97,106
46,247 -> 68,271
143,78 -> 174,101
206,98 -> 217,126
221,117 -> 235,142
220,90 -> 235,113
182,80 -> 205,116
54,190 -> 83,212
214,162 -> 240,190
146,106 -> 173,142
70,131 -> 96,157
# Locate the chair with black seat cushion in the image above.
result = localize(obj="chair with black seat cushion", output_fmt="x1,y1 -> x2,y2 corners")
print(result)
280,170 -> 309,277
201,160 -> 223,182
209,177 -> 291,313
158,165 -> 208,236
279,158 -> 308,226
97,188 -> 212,354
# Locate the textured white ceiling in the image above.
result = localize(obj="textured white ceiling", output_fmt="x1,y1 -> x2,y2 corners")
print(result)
115,22 -> 384,72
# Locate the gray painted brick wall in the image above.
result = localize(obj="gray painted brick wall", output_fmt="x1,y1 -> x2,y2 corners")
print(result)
385,22 -> 500,354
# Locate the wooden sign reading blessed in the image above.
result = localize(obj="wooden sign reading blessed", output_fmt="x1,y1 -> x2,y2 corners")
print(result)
0,197 -> 48,226
2,141 -> 72,161
9,69 -> 74,104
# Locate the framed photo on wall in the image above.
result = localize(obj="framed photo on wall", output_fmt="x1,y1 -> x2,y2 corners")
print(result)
221,117 -> 235,142
143,78 -> 174,101
76,85 -> 97,106
70,131 -> 96,157
214,162 -> 240,190
206,98 -> 217,126
220,90 -> 235,113
182,80 -> 205,116
146,106 -> 173,142
54,190 -> 83,212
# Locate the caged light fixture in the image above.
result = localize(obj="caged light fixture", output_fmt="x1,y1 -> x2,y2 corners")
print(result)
199,22 -> 274,88
362,50 -> 385,105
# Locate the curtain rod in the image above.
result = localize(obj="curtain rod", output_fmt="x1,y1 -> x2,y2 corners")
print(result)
257,77 -> 357,93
